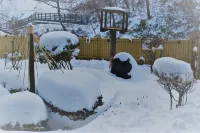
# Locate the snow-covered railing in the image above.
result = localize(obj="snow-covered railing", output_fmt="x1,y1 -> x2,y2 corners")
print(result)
0,12 -> 90,33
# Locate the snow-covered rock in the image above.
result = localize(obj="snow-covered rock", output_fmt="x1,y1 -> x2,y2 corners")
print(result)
113,52 -> 147,81
153,57 -> 194,83
40,31 -> 79,55
0,91 -> 48,127
38,70 -> 101,112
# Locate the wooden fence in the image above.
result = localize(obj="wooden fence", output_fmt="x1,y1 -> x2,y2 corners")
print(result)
0,36 -> 193,64
78,38 -> 193,64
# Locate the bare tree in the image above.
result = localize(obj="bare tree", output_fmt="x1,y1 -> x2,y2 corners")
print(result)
142,37 -> 167,73
145,0 -> 151,19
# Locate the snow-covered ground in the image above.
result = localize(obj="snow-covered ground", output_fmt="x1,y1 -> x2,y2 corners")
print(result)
0,59 -> 199,132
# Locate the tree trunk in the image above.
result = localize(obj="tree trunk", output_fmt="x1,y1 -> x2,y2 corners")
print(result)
170,93 -> 173,110
56,0 -> 67,31
177,94 -> 183,107
145,0 -> 151,19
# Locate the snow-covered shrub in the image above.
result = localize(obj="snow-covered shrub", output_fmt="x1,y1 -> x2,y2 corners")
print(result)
38,71 -> 103,121
0,91 -> 48,131
153,57 -> 195,109
4,52 -> 23,70
137,56 -> 145,65
142,38 -> 167,73
40,31 -> 79,70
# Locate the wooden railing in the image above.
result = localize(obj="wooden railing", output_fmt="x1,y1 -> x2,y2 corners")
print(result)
0,12 -> 90,32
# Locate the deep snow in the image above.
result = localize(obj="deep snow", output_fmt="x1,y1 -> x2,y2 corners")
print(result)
0,59 -> 198,132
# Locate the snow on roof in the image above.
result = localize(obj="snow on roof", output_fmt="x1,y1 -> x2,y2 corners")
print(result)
38,70 -> 101,112
40,31 -> 79,55
0,91 -> 48,126
103,7 -> 126,12
153,57 -> 194,83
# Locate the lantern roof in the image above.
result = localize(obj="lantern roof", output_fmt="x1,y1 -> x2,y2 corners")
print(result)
103,7 -> 127,13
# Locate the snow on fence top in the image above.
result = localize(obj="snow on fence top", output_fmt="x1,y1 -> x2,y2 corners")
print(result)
40,31 -> 79,55
0,91 -> 48,126
38,70 -> 101,112
153,57 -> 194,83
103,7 -> 126,12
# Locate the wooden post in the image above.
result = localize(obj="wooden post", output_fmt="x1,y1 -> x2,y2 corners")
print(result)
28,26 -> 35,93
110,30 -> 117,57
11,39 -> 14,66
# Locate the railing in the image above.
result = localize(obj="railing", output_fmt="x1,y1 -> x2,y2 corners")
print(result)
0,12 -> 90,32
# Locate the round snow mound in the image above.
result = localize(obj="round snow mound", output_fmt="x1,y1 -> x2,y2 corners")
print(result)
153,57 -> 194,83
0,85 -> 10,97
0,91 -> 48,127
38,70 -> 101,112
40,31 -> 79,55
114,52 -> 137,66
113,52 -> 147,81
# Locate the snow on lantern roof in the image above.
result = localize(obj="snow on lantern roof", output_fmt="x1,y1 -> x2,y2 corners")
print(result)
103,7 -> 126,12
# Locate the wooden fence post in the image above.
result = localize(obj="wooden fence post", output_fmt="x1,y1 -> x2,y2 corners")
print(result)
28,26 -> 35,93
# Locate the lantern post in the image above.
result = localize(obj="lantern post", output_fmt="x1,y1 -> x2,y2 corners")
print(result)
100,7 -> 128,66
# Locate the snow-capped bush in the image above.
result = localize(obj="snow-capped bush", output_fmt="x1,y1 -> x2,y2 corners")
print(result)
153,57 -> 193,83
40,31 -> 79,55
142,38 -> 166,73
153,57 -> 195,109
39,31 -> 79,70
0,91 -> 48,131
38,70 -> 103,121
137,56 -> 145,65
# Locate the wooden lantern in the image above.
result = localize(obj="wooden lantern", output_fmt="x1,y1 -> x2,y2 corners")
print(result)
100,7 -> 128,34
100,7 -> 128,66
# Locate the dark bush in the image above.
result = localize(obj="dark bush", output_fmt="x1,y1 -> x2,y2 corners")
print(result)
111,58 -> 132,79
